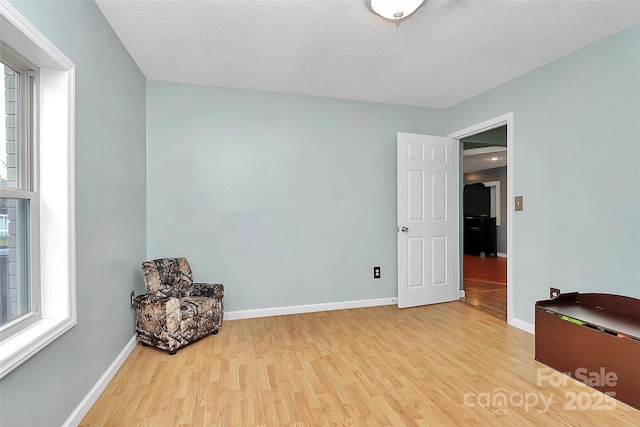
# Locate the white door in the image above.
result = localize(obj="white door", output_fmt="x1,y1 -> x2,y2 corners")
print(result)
397,132 -> 457,308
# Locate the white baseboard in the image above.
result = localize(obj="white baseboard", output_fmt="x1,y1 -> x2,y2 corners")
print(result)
459,290 -> 466,298
508,317 -> 534,335
63,335 -> 137,427
225,297 -> 396,321
497,253 -> 508,258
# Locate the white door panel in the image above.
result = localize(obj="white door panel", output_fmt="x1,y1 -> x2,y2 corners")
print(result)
398,132 -> 456,308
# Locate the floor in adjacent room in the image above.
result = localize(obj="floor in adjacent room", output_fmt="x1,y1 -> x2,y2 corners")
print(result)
461,254 -> 507,321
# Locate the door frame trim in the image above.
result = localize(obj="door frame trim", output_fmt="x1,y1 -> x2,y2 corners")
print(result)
448,112 -> 514,325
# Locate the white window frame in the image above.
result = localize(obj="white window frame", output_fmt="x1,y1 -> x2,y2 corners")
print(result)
1,49 -> 41,338
0,0 -> 76,379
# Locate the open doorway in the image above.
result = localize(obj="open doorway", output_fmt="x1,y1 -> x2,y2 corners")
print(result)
459,125 -> 508,320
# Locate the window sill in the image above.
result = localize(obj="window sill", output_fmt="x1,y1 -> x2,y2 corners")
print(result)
0,315 -> 76,378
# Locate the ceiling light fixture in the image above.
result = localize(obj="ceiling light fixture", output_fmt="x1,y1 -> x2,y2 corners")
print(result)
366,0 -> 428,23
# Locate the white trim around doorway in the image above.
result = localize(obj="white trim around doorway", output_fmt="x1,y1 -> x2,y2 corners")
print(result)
448,113 -> 516,330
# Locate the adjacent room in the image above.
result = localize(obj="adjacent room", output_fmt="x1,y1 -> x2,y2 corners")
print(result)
1,1 -> 639,426
460,125 -> 508,320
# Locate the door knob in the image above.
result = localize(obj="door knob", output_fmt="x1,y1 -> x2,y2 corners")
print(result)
400,226 -> 409,233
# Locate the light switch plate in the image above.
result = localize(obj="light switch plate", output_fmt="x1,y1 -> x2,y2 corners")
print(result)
515,196 -> 523,211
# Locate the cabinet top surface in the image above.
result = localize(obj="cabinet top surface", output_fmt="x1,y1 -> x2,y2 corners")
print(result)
536,294 -> 640,339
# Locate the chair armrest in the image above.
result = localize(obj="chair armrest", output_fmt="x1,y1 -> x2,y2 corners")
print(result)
190,283 -> 224,299
134,294 -> 182,331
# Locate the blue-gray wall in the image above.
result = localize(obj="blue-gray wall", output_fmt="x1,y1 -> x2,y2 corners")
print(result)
146,81 -> 447,312
449,23 -> 640,323
0,1 -> 147,426
147,22 -> 640,326
147,23 -> 640,324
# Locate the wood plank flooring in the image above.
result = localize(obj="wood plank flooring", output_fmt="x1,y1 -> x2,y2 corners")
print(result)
463,254 -> 507,284
80,303 -> 640,426
461,255 -> 507,321
461,279 -> 507,321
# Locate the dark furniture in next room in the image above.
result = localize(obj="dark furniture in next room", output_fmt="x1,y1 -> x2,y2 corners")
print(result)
464,216 -> 497,257
463,183 -> 497,257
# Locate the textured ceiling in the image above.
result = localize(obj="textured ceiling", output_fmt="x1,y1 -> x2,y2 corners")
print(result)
95,0 -> 640,108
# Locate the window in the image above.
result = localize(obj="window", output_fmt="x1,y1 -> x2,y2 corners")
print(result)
0,1 -> 75,378
0,55 -> 39,337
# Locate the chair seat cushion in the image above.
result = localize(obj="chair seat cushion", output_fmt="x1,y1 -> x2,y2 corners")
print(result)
180,296 -> 216,320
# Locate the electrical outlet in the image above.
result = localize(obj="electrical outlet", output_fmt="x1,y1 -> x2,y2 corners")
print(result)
373,266 -> 381,279
130,291 -> 135,308
550,287 -> 560,299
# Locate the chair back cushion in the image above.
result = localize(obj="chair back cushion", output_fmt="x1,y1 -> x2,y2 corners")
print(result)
141,257 -> 193,298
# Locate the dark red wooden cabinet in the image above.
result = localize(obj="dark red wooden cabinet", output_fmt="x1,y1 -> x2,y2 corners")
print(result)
535,292 -> 640,410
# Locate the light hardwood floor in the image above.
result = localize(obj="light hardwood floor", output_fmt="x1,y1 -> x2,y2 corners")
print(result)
81,303 -> 640,426
460,279 -> 507,321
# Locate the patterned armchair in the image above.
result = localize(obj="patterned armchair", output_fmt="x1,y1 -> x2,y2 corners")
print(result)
135,257 -> 224,354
